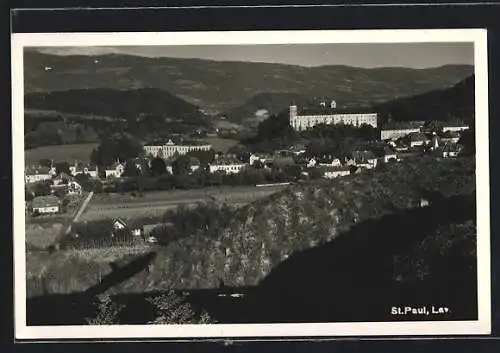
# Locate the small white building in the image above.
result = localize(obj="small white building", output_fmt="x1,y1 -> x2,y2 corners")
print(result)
442,123 -> 469,133
105,162 -> 125,178
31,195 -> 60,214
25,166 -> 54,184
67,181 -> 83,195
249,153 -> 273,166
380,121 -> 424,140
323,166 -> 351,179
209,157 -> 247,174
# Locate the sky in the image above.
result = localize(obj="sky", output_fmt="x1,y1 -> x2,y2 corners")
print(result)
34,42 -> 474,69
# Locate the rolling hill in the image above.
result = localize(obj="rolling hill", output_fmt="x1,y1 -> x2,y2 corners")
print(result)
24,88 -> 208,123
374,75 -> 475,124
31,156 -> 475,294
24,50 -> 474,118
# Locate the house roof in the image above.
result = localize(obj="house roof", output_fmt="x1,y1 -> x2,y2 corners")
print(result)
352,150 -> 377,160
443,122 -> 469,128
323,166 -> 351,172
211,157 -> 244,166
408,132 -> 430,141
32,195 -> 60,208
381,121 -> 424,130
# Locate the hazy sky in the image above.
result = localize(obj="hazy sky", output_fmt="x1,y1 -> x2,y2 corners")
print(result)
35,42 -> 474,69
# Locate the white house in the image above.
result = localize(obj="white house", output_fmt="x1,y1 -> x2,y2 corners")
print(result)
407,132 -> 431,147
442,123 -> 469,133
380,121 -> 424,140
25,166 -> 53,184
105,162 -> 125,178
71,163 -> 99,178
318,158 -> 342,167
323,166 -> 351,179
209,157 -> 247,174
249,153 -> 273,166
32,195 -> 60,214
67,181 -> 83,196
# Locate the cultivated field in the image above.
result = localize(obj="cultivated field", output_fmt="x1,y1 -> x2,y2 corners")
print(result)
200,137 -> 239,153
80,185 -> 288,221
25,143 -> 98,165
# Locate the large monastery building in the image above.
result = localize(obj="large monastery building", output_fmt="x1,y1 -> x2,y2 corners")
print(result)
289,100 -> 378,131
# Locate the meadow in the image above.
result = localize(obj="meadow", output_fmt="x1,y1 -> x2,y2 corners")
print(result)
200,137 -> 239,153
25,143 -> 98,165
80,185 -> 288,221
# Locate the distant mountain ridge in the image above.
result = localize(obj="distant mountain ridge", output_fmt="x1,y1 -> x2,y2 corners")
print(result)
24,50 -> 474,118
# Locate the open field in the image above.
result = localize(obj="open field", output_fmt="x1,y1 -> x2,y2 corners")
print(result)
80,185 -> 288,221
25,143 -> 98,165
200,137 -> 239,153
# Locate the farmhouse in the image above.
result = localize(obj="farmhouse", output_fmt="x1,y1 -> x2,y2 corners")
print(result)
442,123 -> 469,133
144,139 -> 212,158
380,121 -> 424,140
25,166 -> 54,184
405,132 -> 431,147
323,166 -> 351,179
289,101 -> 378,131
440,130 -> 461,144
105,161 -> 125,178
249,153 -> 273,166
32,195 -> 60,214
209,157 -> 246,174
70,162 -> 99,178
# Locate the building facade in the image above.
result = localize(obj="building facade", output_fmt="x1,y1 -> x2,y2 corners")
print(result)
144,139 -> 212,158
380,121 -> 425,140
289,104 -> 378,132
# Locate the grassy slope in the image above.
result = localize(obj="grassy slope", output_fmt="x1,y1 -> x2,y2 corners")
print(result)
27,157 -> 475,297
24,142 -> 98,165
24,51 -> 473,115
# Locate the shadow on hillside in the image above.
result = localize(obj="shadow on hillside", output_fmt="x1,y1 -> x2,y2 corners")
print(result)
27,251 -> 158,325
231,193 -> 477,323
27,195 -> 477,325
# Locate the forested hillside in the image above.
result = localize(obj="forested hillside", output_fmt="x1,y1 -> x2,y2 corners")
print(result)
25,50 -> 473,116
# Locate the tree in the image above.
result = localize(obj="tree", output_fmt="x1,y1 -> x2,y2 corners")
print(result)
186,149 -> 215,166
122,159 -> 141,177
146,290 -> 216,324
90,133 -> 144,167
172,155 -> 191,176
458,129 -> 475,156
39,159 -> 52,168
55,161 -> 70,175
150,157 -> 167,176
85,295 -> 124,325
33,180 -> 52,196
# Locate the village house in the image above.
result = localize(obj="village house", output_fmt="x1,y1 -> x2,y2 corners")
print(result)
405,132 -> 431,148
440,130 -> 461,144
442,122 -> 469,133
31,195 -> 60,215
380,121 -> 425,140
209,156 -> 247,174
317,155 -> 342,167
347,151 -> 378,169
382,147 -> 399,163
70,162 -> 99,178
249,153 -> 273,167
323,166 -> 351,179
105,161 -> 125,178
25,166 -> 55,184
439,143 -> 462,158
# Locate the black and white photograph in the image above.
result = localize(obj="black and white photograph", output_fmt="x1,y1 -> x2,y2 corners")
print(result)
12,29 -> 491,339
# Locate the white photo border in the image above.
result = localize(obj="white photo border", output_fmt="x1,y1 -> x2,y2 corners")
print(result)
11,29 -> 491,340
